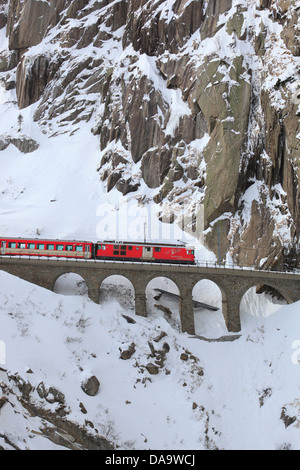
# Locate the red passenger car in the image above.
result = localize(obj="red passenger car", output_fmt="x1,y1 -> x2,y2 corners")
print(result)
0,237 -> 94,259
95,241 -> 195,264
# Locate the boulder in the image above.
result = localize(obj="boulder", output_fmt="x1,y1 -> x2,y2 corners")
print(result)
146,363 -> 159,375
120,343 -> 136,360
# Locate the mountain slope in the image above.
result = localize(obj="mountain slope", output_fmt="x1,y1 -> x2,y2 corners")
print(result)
0,0 -> 299,268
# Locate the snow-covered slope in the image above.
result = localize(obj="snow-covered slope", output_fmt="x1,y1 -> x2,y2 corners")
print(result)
1,270 -> 300,450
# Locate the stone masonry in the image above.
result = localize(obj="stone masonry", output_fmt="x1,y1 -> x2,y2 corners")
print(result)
1,257 -> 300,334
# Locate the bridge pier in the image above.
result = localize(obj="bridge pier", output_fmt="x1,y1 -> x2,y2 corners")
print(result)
220,287 -> 242,333
87,284 -> 100,304
223,296 -> 242,332
135,291 -> 147,317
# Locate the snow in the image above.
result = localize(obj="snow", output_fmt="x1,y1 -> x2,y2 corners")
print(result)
1,270 -> 300,450
237,178 -> 294,248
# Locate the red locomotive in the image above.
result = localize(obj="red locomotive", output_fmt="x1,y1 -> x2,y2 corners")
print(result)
95,241 -> 195,264
0,237 -> 195,264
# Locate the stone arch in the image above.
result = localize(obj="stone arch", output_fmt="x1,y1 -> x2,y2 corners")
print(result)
53,272 -> 88,297
255,282 -> 293,304
99,274 -> 135,311
145,276 -> 181,330
192,278 -> 227,337
240,282 -> 288,329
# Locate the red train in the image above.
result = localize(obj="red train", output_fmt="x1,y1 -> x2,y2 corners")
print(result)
0,237 -> 195,264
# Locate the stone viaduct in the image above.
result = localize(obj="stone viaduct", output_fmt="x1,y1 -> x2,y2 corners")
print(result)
1,257 -> 300,334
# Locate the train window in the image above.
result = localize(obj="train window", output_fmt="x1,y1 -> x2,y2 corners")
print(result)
191,250 -> 194,255
114,245 -> 119,250
75,246 -> 83,252
113,250 -> 119,255
37,244 -> 45,250
66,245 -> 73,251
28,243 -> 35,249
146,247 -> 151,252
8,242 -> 16,248
128,246 -> 132,251
120,251 -> 126,255
18,243 -> 26,249
121,245 -> 126,250
56,245 -> 64,250
47,244 -> 54,250
154,247 -> 161,252
102,245 -> 106,250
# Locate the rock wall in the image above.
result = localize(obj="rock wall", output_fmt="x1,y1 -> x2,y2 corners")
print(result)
0,0 -> 299,269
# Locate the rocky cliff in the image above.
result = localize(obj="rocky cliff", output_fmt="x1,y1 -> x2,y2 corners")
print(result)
0,0 -> 299,269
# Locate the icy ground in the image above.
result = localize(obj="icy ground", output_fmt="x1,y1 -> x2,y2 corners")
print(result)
1,270 -> 300,450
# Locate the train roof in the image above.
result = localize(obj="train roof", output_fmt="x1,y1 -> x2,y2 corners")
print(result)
100,240 -> 194,248
0,237 -> 195,248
